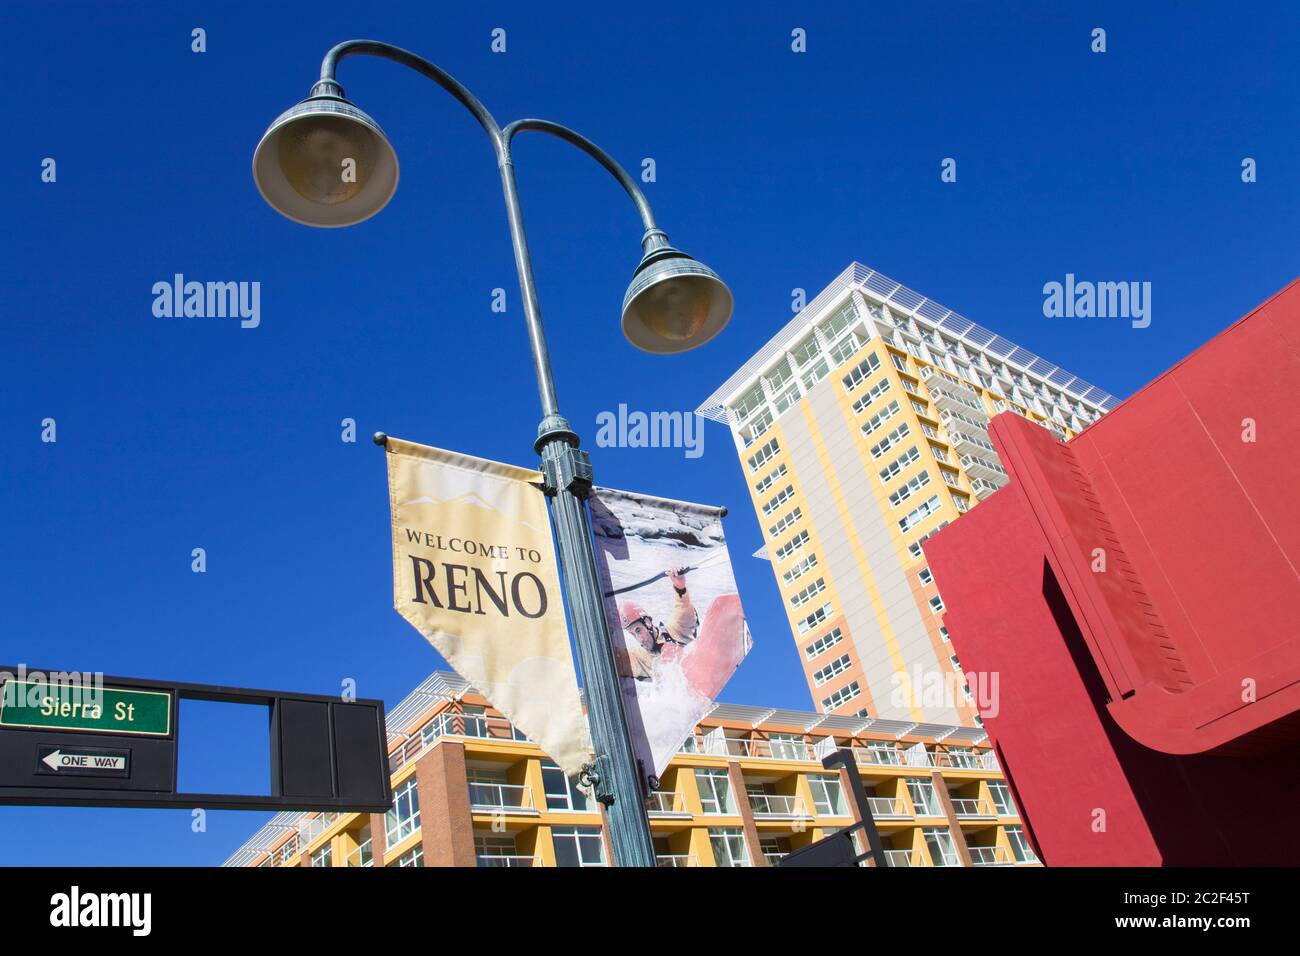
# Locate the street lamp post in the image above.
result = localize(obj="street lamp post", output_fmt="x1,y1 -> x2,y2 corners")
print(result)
250,40 -> 733,867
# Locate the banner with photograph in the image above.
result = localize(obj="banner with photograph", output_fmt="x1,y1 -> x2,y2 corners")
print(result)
590,487 -> 752,778
385,437 -> 589,777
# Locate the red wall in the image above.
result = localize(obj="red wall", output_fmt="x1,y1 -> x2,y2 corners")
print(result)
925,276 -> 1300,865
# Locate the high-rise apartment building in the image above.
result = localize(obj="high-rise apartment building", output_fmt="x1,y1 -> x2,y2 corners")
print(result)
224,670 -> 1037,868
697,263 -> 1119,724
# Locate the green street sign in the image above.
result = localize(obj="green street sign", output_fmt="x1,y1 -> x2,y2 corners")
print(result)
0,681 -> 171,737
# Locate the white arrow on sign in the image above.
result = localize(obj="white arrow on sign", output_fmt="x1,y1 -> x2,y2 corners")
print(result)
41,750 -> 127,772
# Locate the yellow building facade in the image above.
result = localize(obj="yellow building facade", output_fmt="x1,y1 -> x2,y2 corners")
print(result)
225,671 -> 1040,868
697,263 -> 1118,724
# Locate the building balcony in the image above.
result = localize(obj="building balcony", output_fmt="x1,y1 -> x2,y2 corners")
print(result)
958,452 -> 1008,484
970,476 -> 1007,500
346,838 -> 373,868
467,782 -> 537,814
852,746 -> 903,767
645,791 -> 689,817
655,854 -> 699,868
683,735 -> 817,762
883,848 -> 930,867
950,798 -> 997,819
969,845 -> 1015,866
866,797 -> 911,819
477,855 -> 539,868
748,793 -> 812,819
930,385 -> 987,417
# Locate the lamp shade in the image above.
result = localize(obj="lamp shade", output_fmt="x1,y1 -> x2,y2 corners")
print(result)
621,247 -> 732,354
252,95 -> 399,227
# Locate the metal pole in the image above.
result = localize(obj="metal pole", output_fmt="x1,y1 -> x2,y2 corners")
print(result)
321,40 -> 658,865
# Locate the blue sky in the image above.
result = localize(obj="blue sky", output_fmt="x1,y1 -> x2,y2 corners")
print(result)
2,2 -> 1296,865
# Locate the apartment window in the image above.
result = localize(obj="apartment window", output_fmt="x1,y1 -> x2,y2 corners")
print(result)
939,625 -> 950,642
1006,826 -> 1038,863
782,553 -> 818,585
952,494 -> 970,513
842,352 -> 881,392
310,844 -> 332,868
911,399 -> 930,416
761,484 -> 797,516
924,827 -> 960,867
775,529 -> 809,561
768,733 -> 806,760
766,359 -> 794,392
812,653 -> 851,686
989,781 -> 1015,816
542,759 -> 593,812
753,462 -> 788,495
891,353 -> 908,371
929,594 -> 945,614
850,377 -> 892,414
746,408 -> 775,443
391,845 -> 424,868
930,443 -> 949,462
385,778 -> 421,847
709,828 -> 751,867
746,437 -> 779,473
829,333 -> 862,366
908,779 -> 942,816
791,334 -> 822,367
809,774 -> 846,816
864,741 -> 900,765
918,567 -> 933,586
819,301 -> 855,342
869,422 -> 911,459
861,400 -> 902,437
878,445 -> 921,483
768,507 -> 802,538
898,494 -> 942,533
551,826 -> 606,867
695,768 -> 733,815
801,359 -> 829,390
821,680 -> 861,710
803,627 -> 843,660
789,577 -> 826,608
459,705 -> 488,738
276,837 -> 299,866
797,602 -> 833,635
940,467 -> 961,488
888,470 -> 932,508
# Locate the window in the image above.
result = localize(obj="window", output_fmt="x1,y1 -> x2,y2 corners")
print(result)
888,470 -> 932,508
459,705 -> 488,738
953,494 -> 970,513
918,567 -> 933,586
782,553 -> 818,585
311,845 -> 332,868
695,768 -> 733,815
1006,826 -> 1038,863
385,778 -> 421,847
891,352 -> 908,371
850,377 -> 892,414
775,529 -> 810,561
768,507 -> 802,538
819,301 -> 855,342
709,828 -> 751,867
753,463 -> 788,495
803,627 -> 843,660
745,408 -> 774,443
789,577 -> 826,608
989,781 -> 1015,816
899,495 -> 943,533
929,594 -> 945,614
878,445 -> 921,483
791,335 -> 822,367
732,385 -> 765,421
542,759 -> 593,812
276,837 -> 299,865
801,359 -> 829,390
821,681 -> 861,710
768,733 -> 806,760
813,653 -> 851,686
842,352 -> 882,392
939,625 -> 950,642
391,845 -> 424,867
809,774 -> 846,816
551,826 -> 606,867
746,437 -> 779,473
797,602 -> 833,635
761,485 -> 796,516
869,422 -> 911,459
766,360 -> 794,392
861,400 -> 902,436
908,779 -> 942,817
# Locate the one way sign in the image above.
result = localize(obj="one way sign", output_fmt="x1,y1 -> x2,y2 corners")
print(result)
36,745 -> 131,778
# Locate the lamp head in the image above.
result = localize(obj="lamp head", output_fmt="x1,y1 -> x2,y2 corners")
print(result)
621,239 -> 732,354
252,87 -> 399,227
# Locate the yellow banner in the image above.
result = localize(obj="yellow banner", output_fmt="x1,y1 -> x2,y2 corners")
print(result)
385,437 -> 589,777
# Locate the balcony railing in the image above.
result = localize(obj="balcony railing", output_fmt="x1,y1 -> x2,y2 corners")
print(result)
477,855 -> 538,868
853,746 -> 903,767
468,782 -> 536,813
655,854 -> 698,868
883,848 -> 930,867
683,735 -> 818,762
346,838 -> 373,868
950,798 -> 997,818
763,852 -> 787,866
298,812 -> 342,846
969,845 -> 1015,866
748,794 -> 811,819
866,797 -> 910,819
389,711 -> 530,773
645,791 -> 688,816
